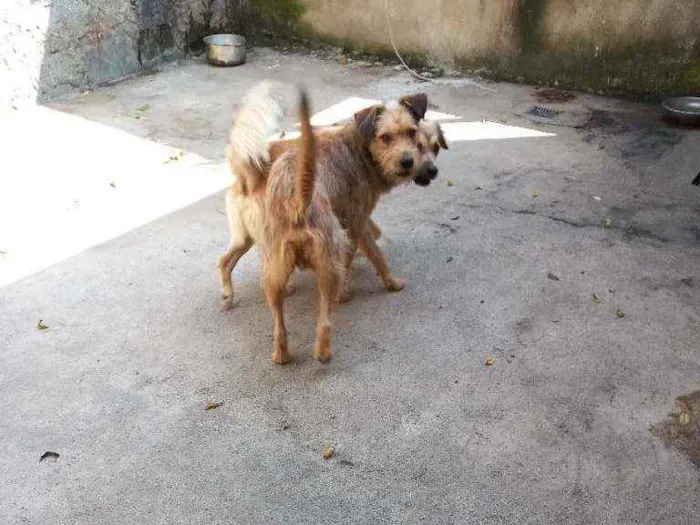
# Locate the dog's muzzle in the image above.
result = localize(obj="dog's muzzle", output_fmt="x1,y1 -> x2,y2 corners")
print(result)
400,153 -> 414,171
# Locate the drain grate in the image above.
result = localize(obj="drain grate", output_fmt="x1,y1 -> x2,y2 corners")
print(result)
525,105 -> 562,119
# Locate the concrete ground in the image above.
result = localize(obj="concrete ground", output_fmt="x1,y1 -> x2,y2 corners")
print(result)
1,48 -> 699,524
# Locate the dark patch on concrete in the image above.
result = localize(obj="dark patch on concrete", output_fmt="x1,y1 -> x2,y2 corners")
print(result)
535,87 -> 576,103
584,110 -> 682,162
652,390 -> 700,467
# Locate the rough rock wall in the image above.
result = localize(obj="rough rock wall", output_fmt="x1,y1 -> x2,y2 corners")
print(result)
0,0 -> 249,110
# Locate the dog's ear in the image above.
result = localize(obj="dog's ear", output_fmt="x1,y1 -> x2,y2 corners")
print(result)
399,93 -> 428,121
436,123 -> 448,150
354,105 -> 384,144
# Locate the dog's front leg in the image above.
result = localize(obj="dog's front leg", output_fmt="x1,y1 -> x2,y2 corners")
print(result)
358,230 -> 405,293
337,240 -> 359,303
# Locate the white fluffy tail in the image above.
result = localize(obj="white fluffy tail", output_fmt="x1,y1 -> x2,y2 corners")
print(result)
226,81 -> 286,191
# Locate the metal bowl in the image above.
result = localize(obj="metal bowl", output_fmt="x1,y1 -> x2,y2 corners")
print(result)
661,96 -> 700,127
203,34 -> 246,67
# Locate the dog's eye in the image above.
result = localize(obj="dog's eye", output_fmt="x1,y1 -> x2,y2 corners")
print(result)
380,133 -> 392,144
407,129 -> 417,139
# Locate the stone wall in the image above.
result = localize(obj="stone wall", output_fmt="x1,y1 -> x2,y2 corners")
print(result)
299,0 -> 700,97
0,0 -> 249,110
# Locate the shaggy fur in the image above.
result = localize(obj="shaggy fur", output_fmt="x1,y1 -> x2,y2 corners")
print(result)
219,84 -> 433,362
223,82 -> 348,364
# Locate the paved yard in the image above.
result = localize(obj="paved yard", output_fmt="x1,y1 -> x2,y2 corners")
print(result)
1,48 -> 699,524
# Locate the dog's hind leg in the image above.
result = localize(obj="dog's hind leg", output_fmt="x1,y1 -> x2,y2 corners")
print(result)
358,230 -> 405,293
263,257 -> 295,365
219,235 -> 253,311
314,265 -> 341,363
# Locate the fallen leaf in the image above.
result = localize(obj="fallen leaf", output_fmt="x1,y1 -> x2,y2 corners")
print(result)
164,150 -> 185,164
679,412 -> 691,426
615,308 -> 625,318
445,179 -> 454,187
39,451 -> 59,462
485,357 -> 495,366
531,191 -> 540,198
36,319 -> 49,331
205,401 -> 223,411
323,444 -> 334,460
603,218 -> 612,229
446,256 -> 453,263
547,272 -> 560,281
590,293 -> 601,304
109,181 -> 116,188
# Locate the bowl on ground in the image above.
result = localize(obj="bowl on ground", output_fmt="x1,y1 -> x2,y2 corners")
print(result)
203,34 -> 246,67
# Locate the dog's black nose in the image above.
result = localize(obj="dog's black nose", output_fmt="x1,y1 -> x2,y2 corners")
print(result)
400,155 -> 414,170
427,165 -> 438,179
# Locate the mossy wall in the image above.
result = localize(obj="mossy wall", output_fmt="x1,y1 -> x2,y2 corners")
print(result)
293,0 -> 700,98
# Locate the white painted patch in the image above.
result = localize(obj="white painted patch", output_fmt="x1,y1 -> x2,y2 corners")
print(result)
440,121 -> 556,142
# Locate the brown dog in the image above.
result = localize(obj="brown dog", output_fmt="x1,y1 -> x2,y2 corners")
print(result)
367,119 -> 448,241
225,82 -> 348,364
220,85 -> 431,363
220,88 -> 434,309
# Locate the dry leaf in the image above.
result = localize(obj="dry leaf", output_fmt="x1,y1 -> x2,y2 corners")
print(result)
603,218 -> 612,228
36,319 -> 49,331
615,308 -> 625,318
547,272 -> 560,281
485,357 -> 495,366
445,179 -> 454,187
531,191 -> 540,198
165,150 -> 185,164
323,444 -> 334,460
109,181 -> 116,188
590,293 -> 601,304
679,412 -> 691,426
206,401 -> 223,411
39,451 -> 59,462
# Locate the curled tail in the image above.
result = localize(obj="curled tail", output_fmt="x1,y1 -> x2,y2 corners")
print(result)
292,88 -> 316,225
226,81 -> 285,193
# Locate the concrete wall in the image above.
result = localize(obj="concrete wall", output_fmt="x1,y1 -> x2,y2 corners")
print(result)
300,0 -> 700,96
0,0 -> 249,110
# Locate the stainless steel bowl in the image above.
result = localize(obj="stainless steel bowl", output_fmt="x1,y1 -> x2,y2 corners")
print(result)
661,96 -> 700,127
203,34 -> 246,67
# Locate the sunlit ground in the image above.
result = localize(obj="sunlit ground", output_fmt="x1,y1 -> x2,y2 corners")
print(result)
0,97 -> 554,287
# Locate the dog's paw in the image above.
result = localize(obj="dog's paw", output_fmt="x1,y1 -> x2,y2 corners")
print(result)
337,289 -> 352,304
271,344 -> 291,365
284,282 -> 297,297
314,348 -> 333,363
221,294 -> 234,311
386,277 -> 406,292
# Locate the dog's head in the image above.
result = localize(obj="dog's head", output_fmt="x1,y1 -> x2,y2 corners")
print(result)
353,93 -> 429,186
414,120 -> 448,187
